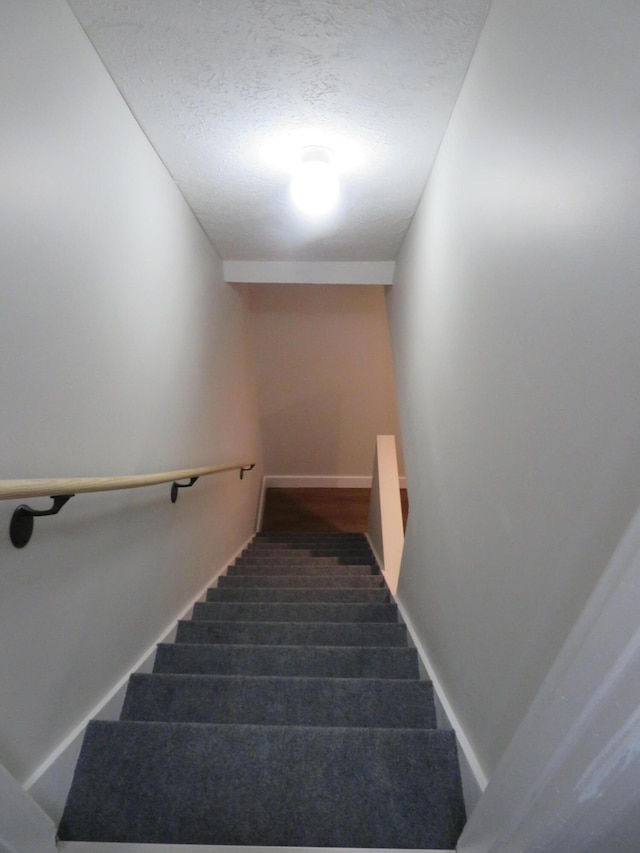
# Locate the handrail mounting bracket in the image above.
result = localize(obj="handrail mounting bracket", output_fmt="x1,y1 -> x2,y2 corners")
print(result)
10,494 -> 74,549
170,477 -> 199,504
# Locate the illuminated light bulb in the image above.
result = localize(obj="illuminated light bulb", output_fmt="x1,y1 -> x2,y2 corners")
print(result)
290,146 -> 339,216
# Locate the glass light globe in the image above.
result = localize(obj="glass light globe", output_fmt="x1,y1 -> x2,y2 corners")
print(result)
290,147 -> 339,216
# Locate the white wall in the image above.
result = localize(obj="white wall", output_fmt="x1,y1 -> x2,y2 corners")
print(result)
0,0 -> 262,786
387,0 -> 640,777
244,284 -> 403,478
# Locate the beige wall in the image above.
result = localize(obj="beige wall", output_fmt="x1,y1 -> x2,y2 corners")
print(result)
387,0 -> 640,778
0,0 -> 262,786
243,284 -> 403,478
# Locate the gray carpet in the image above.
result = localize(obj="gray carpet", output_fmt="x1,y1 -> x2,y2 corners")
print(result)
207,585 -> 389,602
154,642 -> 421,678
218,572 -> 383,587
58,531 -> 466,847
227,562 -> 375,575
121,673 -> 436,727
191,600 -> 399,622
233,553 -> 376,565
175,618 -> 408,646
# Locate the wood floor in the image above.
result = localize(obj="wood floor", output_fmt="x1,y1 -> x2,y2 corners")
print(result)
261,487 -> 409,533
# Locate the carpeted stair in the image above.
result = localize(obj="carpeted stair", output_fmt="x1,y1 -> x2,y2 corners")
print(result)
58,532 -> 466,848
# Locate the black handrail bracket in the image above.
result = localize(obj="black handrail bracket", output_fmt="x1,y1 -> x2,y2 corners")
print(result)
170,477 -> 199,504
10,494 -> 74,549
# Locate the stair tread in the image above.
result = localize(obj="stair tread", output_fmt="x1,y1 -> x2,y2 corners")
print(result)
244,550 -> 374,558
255,532 -> 368,538
227,564 -> 377,575
154,643 -> 420,678
192,601 -> 398,623
235,554 -> 375,564
59,721 -> 465,848
218,574 -> 384,587
244,539 -> 371,552
233,554 -> 377,569
176,619 -> 408,646
122,673 -> 436,728
207,587 -> 389,602
131,672 -> 427,686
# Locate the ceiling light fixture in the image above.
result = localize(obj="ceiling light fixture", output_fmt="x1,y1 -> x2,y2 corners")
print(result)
290,146 -> 339,216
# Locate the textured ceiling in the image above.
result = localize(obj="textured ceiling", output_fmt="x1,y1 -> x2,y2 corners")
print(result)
68,0 -> 490,263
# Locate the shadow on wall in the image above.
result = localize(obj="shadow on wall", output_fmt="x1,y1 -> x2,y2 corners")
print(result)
244,283 -> 405,479
260,392 -> 343,475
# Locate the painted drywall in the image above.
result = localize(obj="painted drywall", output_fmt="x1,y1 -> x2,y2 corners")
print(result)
367,435 -> 404,595
459,492 -> 640,853
243,284 -> 403,478
387,0 -> 640,777
0,0 -> 262,789
224,261 -> 395,285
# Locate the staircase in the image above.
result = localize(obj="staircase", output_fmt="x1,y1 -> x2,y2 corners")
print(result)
59,532 -> 466,848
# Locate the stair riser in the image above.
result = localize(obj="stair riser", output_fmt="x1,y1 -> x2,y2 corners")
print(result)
122,674 -> 436,728
192,602 -> 398,624
235,555 -> 375,566
227,564 -> 376,576
252,543 -> 371,549
59,722 -> 465,848
153,643 -> 420,679
242,542 -> 372,557
218,574 -> 384,588
207,587 -> 389,603
242,554 -> 374,563
255,533 -> 368,541
175,620 -> 408,647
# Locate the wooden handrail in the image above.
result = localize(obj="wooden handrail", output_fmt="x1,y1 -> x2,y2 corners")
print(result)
1,462 -> 256,548
0,462 -> 255,501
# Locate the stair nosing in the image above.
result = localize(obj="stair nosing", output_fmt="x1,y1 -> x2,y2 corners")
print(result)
131,672 -> 429,687
179,619 -> 401,626
89,718 -> 452,737
158,641 -> 410,651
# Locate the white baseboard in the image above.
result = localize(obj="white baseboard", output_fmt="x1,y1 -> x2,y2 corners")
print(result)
394,597 -> 488,817
26,535 -> 254,823
264,475 -> 408,489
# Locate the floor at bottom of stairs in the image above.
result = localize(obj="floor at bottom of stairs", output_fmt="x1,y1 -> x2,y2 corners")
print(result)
261,487 -> 409,533
58,844 -> 454,852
